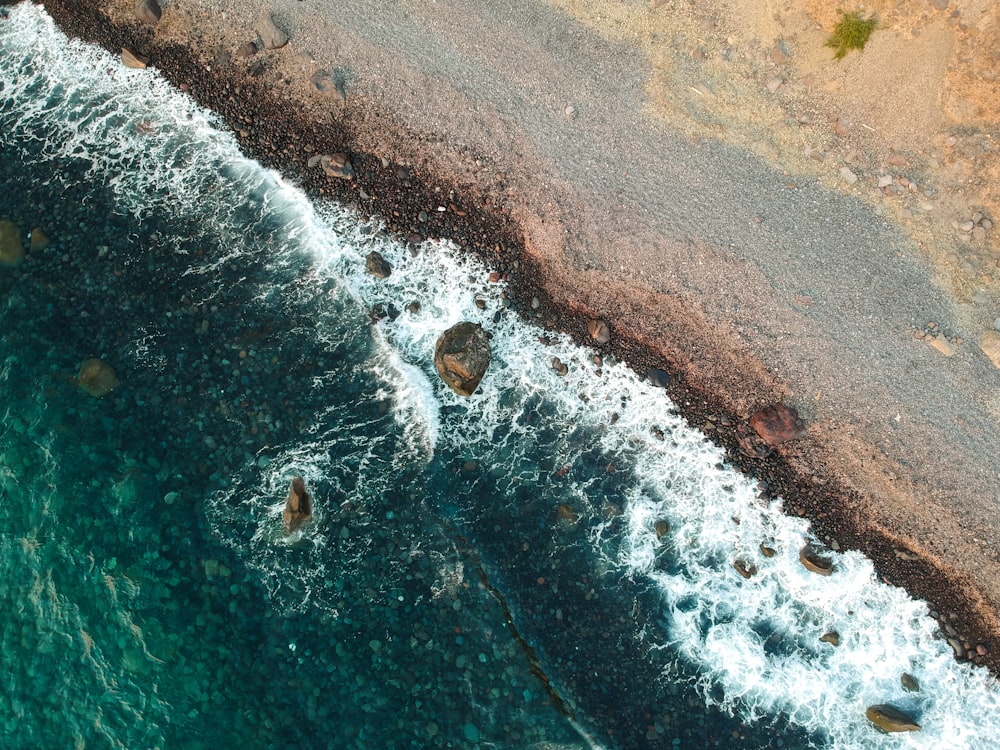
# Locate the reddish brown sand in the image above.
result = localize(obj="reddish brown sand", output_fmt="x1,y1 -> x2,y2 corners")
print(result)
38,0 -> 1000,672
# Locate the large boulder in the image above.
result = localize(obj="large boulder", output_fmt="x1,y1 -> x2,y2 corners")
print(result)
866,704 -> 921,733
0,220 -> 24,267
77,358 -> 119,397
434,322 -> 491,397
750,402 -> 807,445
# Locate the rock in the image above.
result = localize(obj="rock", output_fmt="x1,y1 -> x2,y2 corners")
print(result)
733,559 -> 757,579
877,174 -> 893,188
865,704 -> 921,733
320,153 -> 354,180
820,631 -> 840,646
654,520 -> 670,539
980,331 -> 1000,369
121,47 -> 149,69
750,403 -> 807,445
235,41 -> 259,58
759,543 -> 776,558
134,0 -> 161,24
29,228 -> 48,252
900,673 -> 920,692
365,251 -> 392,279
588,318 -> 611,345
0,220 -> 24,267
551,357 -> 568,376
77,358 -> 119,397
839,166 -> 858,185
766,76 -> 783,93
647,367 -> 670,388
283,476 -> 313,533
928,334 -> 955,357
557,503 -> 578,522
799,543 -> 833,575
434,322 -> 491,396
256,16 -> 288,50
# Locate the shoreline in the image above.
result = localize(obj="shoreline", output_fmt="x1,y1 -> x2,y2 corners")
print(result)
29,0 -> 1000,681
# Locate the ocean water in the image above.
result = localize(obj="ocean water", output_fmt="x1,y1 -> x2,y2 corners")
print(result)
2,4 -> 1000,749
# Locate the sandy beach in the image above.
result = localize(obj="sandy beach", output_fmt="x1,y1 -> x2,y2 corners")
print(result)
35,0 -> 1000,673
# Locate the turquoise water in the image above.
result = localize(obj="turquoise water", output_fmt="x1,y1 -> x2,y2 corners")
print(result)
3,5 -> 1000,749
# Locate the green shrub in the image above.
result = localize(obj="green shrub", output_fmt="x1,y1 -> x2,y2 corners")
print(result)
826,12 -> 877,59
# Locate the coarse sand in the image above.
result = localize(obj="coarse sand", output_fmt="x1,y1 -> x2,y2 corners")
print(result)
38,0 -> 1000,664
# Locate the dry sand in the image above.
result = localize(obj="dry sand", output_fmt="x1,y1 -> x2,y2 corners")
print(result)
67,0 -> 1000,651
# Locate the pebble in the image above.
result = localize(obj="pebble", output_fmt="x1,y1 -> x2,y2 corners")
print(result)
766,77 -> 783,93
877,175 -> 893,188
839,166 -> 858,185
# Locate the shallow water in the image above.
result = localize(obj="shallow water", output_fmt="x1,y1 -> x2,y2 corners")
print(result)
2,4 -> 1000,749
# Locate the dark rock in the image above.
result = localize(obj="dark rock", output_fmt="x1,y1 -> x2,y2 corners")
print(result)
865,704 -> 921,733
750,403 -> 807,445
320,153 -> 354,180
588,318 -> 611,345
900,673 -> 920,692
551,357 -> 568,376
365,251 -> 392,279
799,543 -> 833,575
647,367 -> 670,388
134,0 -> 161,24
654,520 -> 669,539
434,322 -> 491,396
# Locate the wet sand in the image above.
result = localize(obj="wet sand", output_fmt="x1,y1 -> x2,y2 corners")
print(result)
33,0 -> 1000,674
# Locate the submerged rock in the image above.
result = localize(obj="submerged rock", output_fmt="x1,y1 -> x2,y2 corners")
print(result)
900,673 -> 920,692
77,358 -> 119,397
434,322 -> 491,397
750,403 -> 807,445
866,704 -> 921,733
29,227 -> 49,252
0,220 -> 24,267
799,543 -> 833,575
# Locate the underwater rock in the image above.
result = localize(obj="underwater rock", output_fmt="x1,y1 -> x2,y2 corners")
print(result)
799,543 -> 833,575
29,227 -> 48,252
283,477 -> 313,533
900,673 -> 920,692
0,220 -> 24,267
588,318 -> 611,345
866,704 -> 921,733
77,358 -> 119,397
365,250 -> 392,278
434,322 -> 491,397
750,403 -> 807,445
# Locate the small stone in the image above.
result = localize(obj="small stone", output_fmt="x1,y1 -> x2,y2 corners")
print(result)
839,166 -> 858,185
256,16 -> 288,50
866,704 -> 921,733
530,296 -> 540,310
588,318 -> 611,345
365,251 -> 392,278
877,175 -> 893,188
900,673 -> 920,692
980,218 -> 992,230
759,543 -> 776,558
235,41 -> 259,58
799,543 -> 833,575
134,0 -> 161,24
766,76 -> 783,93
959,220 -> 975,232
928,334 -> 955,357
820,631 -> 840,647
121,47 -> 149,69
551,357 -> 568,376
972,226 -> 986,240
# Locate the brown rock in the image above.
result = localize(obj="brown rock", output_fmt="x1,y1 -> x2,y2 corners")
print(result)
820,631 -> 840,646
654,520 -> 670,539
0,220 -> 24,267
365,251 -> 392,278
557,503 -> 578,522
121,48 -> 149,69
865,704 -> 921,733
587,318 -> 611,345
733,559 -> 757,579
799,543 -> 833,575
320,153 -> 354,180
77,359 -> 119,397
434,322 -> 491,397
256,16 -> 288,50
980,331 -> 1000,370
29,228 -> 49,252
759,543 -> 776,558
750,403 -> 807,446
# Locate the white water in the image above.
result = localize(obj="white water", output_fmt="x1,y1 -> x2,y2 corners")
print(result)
4,3 -> 1000,748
